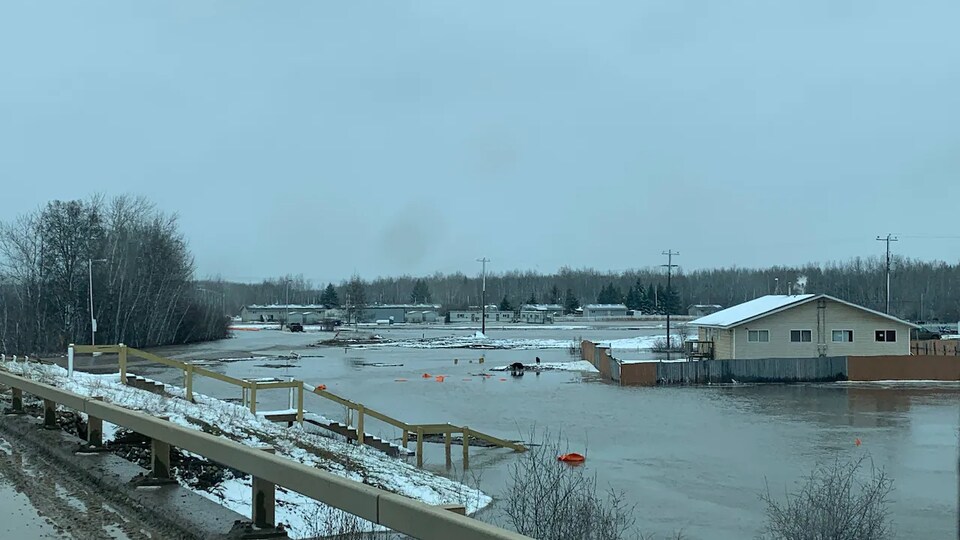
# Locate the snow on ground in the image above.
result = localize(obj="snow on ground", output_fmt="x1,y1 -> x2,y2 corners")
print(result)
595,335 -> 662,350
354,334 -> 580,351
0,361 -> 490,538
489,361 -> 598,373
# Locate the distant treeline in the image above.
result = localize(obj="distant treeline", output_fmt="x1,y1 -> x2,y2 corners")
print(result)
0,196 -> 229,355
207,258 -> 960,323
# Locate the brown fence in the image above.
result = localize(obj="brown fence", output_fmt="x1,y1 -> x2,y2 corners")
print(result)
910,340 -> 960,356
620,363 -> 657,386
848,355 -> 960,381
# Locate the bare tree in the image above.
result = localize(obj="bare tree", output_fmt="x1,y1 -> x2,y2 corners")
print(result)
502,430 -> 639,540
759,455 -> 894,540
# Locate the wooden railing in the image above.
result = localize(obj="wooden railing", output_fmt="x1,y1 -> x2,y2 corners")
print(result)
70,344 -> 525,466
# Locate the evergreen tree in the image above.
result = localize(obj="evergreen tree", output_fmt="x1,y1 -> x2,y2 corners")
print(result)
526,292 -> 538,305
625,285 -> 640,311
597,283 -> 623,304
549,285 -> 561,304
663,284 -> 682,315
500,295 -> 514,311
655,284 -> 665,314
564,288 -> 579,314
320,283 -> 339,307
345,275 -> 366,321
410,279 -> 432,304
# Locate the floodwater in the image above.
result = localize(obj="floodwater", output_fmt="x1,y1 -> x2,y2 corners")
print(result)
140,325 -> 959,539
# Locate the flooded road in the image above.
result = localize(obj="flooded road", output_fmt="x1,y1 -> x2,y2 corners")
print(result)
140,326 -> 959,539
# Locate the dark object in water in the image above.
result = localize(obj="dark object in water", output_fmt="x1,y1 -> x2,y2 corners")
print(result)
510,362 -> 525,376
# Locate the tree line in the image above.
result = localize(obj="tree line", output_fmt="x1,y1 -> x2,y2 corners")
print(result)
0,196 -> 229,355
208,258 -> 960,322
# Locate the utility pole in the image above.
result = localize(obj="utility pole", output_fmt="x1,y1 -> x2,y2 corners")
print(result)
876,234 -> 899,314
661,250 -> 679,358
88,258 -> 107,346
476,257 -> 490,336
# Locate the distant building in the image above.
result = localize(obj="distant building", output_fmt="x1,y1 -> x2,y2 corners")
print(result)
241,304 -> 334,323
690,294 -> 917,360
405,310 -> 440,323
448,305 -> 514,324
356,304 -> 442,323
582,304 -> 629,318
688,304 -> 723,318
518,304 -> 563,324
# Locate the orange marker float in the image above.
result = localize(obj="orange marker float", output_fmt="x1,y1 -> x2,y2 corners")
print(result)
558,453 -> 586,464
435,375 -> 446,382
317,384 -> 327,391
855,438 -> 862,447
422,373 -> 432,378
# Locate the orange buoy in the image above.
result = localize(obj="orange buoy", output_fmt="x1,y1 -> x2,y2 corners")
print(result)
435,375 -> 446,382
422,373 -> 432,378
855,438 -> 862,447
317,384 -> 327,391
558,453 -> 586,464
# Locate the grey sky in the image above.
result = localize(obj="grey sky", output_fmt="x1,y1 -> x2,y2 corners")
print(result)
2,1 -> 957,284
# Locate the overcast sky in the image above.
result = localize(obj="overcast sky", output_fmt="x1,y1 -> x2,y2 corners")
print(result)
2,1 -> 957,284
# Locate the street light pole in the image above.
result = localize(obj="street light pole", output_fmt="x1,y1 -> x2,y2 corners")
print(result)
88,258 -> 107,346
476,258 -> 490,336
661,250 -> 679,359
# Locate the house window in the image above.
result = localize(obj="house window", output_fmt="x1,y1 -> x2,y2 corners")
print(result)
790,330 -> 812,342
875,330 -> 897,342
748,330 -> 769,342
832,330 -> 854,342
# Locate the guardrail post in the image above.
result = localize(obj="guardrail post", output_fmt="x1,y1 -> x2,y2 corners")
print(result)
119,344 -> 128,384
252,445 -> 276,528
248,384 -> 257,414
151,416 -> 172,480
8,387 -> 24,413
416,427 -> 424,467
356,405 -> 365,446
185,364 -> 194,401
296,382 -> 304,425
67,344 -> 75,377
402,429 -> 409,449
87,396 -> 104,447
43,399 -> 57,429
444,428 -> 452,466
462,427 -> 470,469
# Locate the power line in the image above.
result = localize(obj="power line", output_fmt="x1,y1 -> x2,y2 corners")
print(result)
876,234 -> 899,314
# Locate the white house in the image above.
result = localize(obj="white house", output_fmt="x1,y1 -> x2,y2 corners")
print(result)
690,294 -> 917,360
582,304 -> 629,318
447,306 -> 513,323
518,304 -> 562,324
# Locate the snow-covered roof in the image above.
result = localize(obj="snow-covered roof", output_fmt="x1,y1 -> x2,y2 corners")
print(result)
691,304 -> 722,308
584,304 -> 628,310
690,294 -> 918,329
520,304 -> 564,312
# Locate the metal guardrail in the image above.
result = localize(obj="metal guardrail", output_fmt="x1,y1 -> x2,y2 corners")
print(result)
0,369 -> 529,540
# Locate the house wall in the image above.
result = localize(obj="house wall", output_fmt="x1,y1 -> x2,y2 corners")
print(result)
699,327 -> 733,359
731,299 -> 911,359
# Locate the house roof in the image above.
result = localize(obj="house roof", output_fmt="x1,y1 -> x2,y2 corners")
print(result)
584,304 -> 628,310
690,294 -> 918,329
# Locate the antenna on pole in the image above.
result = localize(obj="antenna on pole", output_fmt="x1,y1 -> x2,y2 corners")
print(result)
476,257 -> 490,336
661,250 -> 679,359
876,234 -> 899,314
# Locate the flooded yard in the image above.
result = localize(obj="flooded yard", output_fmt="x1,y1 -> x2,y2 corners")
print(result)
133,326 -> 959,539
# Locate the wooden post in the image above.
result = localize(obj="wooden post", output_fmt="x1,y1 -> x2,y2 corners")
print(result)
296,382 -> 304,425
356,405 -> 365,446
252,446 -> 276,528
462,426 -> 470,469
444,429 -> 452,466
151,416 -> 172,479
249,384 -> 257,414
43,399 -> 57,429
185,364 -> 194,401
10,387 -> 23,412
401,429 -> 409,448
416,427 -> 424,468
87,397 -> 104,447
118,344 -> 128,384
